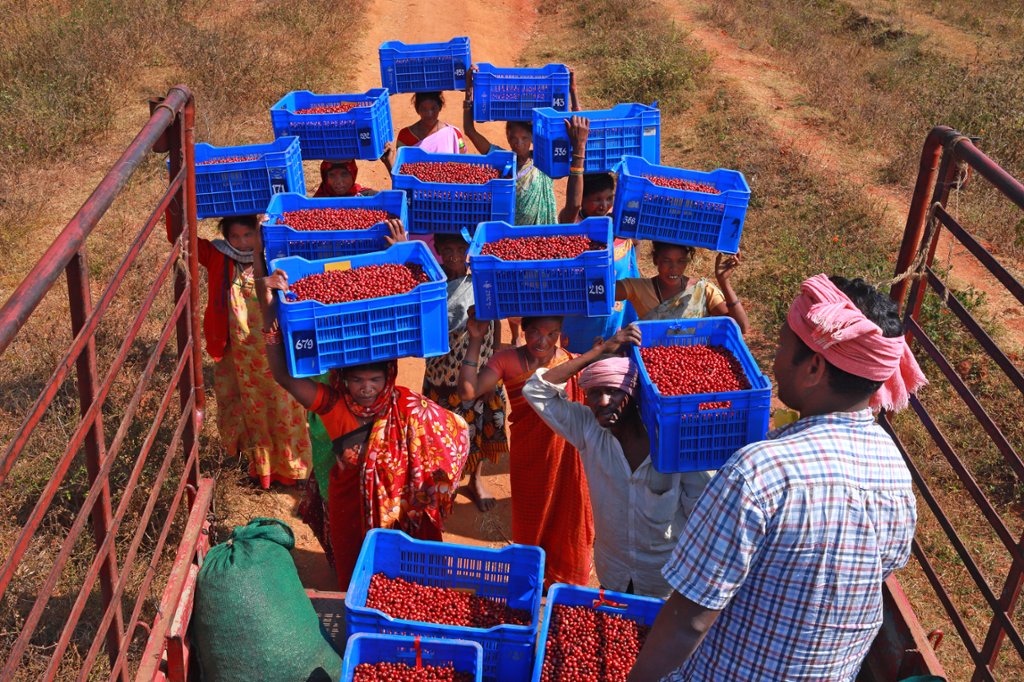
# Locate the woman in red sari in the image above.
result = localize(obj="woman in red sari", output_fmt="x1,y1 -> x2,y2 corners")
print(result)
256,265 -> 470,589
459,313 -> 594,587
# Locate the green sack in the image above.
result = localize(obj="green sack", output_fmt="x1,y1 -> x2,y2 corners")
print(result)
192,517 -> 342,681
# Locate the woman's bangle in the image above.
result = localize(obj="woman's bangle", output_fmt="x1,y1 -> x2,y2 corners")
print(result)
570,166 -> 585,175
726,299 -> 742,309
463,99 -> 473,109
262,327 -> 283,345
462,359 -> 479,368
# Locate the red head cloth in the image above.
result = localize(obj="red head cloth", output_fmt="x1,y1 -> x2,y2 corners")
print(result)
330,361 -> 398,418
579,356 -> 639,397
314,160 -> 362,197
787,274 -> 927,412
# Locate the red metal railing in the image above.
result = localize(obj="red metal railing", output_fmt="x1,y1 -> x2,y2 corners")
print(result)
0,86 -> 209,680
886,126 -> 1024,681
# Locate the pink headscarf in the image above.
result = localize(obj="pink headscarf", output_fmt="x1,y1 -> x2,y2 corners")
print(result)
580,356 -> 639,396
787,274 -> 927,412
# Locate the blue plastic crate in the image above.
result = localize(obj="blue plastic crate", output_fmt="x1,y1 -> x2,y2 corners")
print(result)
532,103 -> 660,178
630,318 -> 772,473
472,63 -> 571,122
270,89 -> 392,161
391,147 -> 516,234
379,37 -> 471,93
261,191 -> 407,262
342,634 -> 483,681
345,529 -> 544,682
613,156 -> 750,254
270,242 -> 448,378
191,137 -> 305,219
467,218 -> 614,320
531,584 -> 663,682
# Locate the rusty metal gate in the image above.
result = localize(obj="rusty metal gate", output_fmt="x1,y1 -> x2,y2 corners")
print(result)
0,86 -> 209,680
884,126 -> 1024,681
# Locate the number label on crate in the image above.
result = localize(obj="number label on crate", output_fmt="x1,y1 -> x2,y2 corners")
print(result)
552,94 -> 566,109
271,179 -> 287,194
643,126 -> 658,137
552,139 -> 570,160
620,211 -> 639,229
293,330 -> 317,360
358,127 -> 372,147
454,61 -> 467,79
325,261 -> 351,272
588,279 -> 606,303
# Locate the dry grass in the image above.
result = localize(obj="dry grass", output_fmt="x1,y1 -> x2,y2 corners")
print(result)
0,0 -> 367,678
701,0 -> 1024,260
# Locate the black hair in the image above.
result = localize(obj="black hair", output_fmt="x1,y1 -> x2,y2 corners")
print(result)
432,232 -> 469,249
342,361 -> 391,378
506,120 -> 533,136
791,276 -> 904,398
651,241 -> 696,260
521,315 -> 564,331
217,214 -> 259,239
412,91 -> 444,110
582,172 -> 615,198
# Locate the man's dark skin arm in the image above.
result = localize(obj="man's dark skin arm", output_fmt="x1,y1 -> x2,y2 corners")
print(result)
627,592 -> 722,681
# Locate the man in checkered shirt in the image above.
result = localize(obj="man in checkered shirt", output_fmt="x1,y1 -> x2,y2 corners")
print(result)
629,275 -> 926,681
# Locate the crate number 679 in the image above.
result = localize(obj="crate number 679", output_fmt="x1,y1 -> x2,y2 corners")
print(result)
295,338 -> 314,351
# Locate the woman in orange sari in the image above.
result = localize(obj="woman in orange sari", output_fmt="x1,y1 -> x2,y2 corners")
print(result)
459,314 -> 594,587
256,267 -> 470,589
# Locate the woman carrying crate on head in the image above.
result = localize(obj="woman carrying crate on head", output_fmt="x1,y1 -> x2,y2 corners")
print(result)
165,215 -> 311,489
615,242 -> 748,333
557,116 -> 641,353
254,228 -> 471,589
459,313 -> 595,588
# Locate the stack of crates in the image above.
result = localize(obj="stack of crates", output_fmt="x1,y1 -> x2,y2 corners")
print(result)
345,530 -> 545,682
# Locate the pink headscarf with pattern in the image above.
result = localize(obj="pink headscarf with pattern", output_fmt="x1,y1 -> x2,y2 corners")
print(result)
580,356 -> 639,396
787,274 -> 927,412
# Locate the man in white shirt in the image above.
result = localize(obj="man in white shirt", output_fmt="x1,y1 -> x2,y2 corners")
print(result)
523,325 -> 711,598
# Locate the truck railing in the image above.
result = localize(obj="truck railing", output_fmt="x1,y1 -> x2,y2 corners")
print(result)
884,126 -> 1024,681
0,86 -> 208,680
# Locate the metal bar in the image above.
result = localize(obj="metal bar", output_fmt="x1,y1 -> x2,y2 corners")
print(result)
891,126 -> 949,308
0,242 -> 183,603
924,270 -> 1024,396
2,280 -> 186,678
881,413 -> 1024,659
80,391 -> 198,680
40,290 -> 188,676
934,207 -> 1024,307
976,556 -> 1024,679
106,442 -> 203,681
905,318 -> 1024,480
135,479 -> 214,681
0,175 -> 184,485
906,396 -> 1024,565
946,136 -> 1024,213
0,86 -> 193,354
65,249 -> 126,680
74,356 -> 193,680
907,144 -> 960,323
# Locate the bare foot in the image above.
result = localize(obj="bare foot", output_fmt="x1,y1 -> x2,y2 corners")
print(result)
469,472 -> 496,512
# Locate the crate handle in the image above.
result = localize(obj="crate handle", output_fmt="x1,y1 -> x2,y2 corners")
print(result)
666,324 -> 697,336
592,588 -> 627,610
611,159 -> 625,176
650,100 -> 660,109
460,226 -> 473,244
